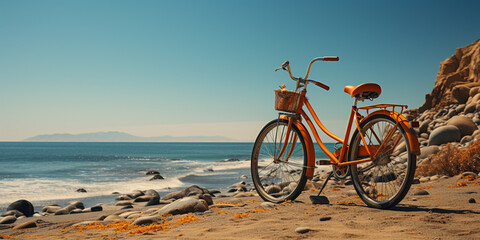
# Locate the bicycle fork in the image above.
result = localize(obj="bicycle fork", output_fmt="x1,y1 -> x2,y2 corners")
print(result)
274,114 -> 298,163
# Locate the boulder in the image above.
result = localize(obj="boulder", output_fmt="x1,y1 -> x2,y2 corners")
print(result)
7,200 -> 34,217
447,116 -> 477,137
452,85 -> 470,103
156,197 -> 207,216
428,125 -> 461,145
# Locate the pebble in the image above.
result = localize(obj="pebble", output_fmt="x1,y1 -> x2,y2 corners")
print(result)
419,177 -> 430,183
295,226 -> 311,234
411,189 -> 429,196
319,217 -> 331,221
468,198 -> 476,203
260,202 -> 276,208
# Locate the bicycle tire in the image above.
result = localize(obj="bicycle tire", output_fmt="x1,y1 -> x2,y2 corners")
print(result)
349,114 -> 416,209
251,119 -> 308,203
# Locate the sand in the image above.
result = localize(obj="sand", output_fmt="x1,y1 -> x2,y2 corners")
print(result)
1,176 -> 479,239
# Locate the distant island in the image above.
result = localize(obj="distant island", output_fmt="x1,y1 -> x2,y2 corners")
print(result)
24,131 -> 236,142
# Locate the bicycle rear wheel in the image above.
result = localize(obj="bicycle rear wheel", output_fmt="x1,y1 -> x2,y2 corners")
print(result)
251,119 -> 308,203
349,114 -> 416,209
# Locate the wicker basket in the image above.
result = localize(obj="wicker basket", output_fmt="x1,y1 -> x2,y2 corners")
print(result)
274,89 -> 302,113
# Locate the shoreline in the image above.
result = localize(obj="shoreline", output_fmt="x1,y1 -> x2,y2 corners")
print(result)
1,174 -> 479,239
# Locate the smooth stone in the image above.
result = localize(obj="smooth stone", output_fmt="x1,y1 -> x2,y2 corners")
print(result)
468,198 -> 476,203
430,175 -> 440,181
132,216 -> 161,226
134,196 -> 153,202
412,189 -> 429,196
7,200 -> 34,217
156,197 -> 208,216
103,214 -> 124,221
69,201 -> 85,210
91,204 -> 103,212
428,125 -> 461,145
145,189 -> 160,198
260,202 -> 276,208
1,210 -> 25,217
120,205 -> 134,210
447,116 -> 477,137
0,216 -> 17,224
419,119 -> 432,133
70,209 -> 83,214
419,177 -> 430,183
76,188 -> 87,193
149,174 -> 164,180
240,175 -> 248,179
130,190 -> 145,199
419,146 -> 440,159
115,200 -> 133,206
12,221 -> 37,229
145,196 -> 160,206
295,226 -> 311,234
265,185 -> 281,194
72,221 -> 101,226
127,213 -> 143,219
115,195 -> 132,201
319,216 -> 332,221
456,104 -> 466,113
202,194 -> 213,205
119,211 -> 140,218
42,205 -> 61,213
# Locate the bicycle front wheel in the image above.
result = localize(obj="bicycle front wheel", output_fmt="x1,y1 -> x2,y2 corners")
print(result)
251,119 -> 308,203
349,114 -> 416,209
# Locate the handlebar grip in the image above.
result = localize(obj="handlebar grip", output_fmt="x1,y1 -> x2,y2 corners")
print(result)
323,56 -> 339,61
310,80 -> 330,91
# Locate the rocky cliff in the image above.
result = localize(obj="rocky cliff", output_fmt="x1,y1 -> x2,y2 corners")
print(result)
419,38 -> 480,113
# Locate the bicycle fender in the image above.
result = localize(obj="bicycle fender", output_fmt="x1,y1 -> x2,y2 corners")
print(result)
293,121 -> 316,178
362,110 -> 420,155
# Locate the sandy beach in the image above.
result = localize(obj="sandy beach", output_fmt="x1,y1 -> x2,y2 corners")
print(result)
1,174 -> 479,240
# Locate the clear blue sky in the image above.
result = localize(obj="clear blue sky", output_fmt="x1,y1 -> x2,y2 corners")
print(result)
1,0 -> 479,141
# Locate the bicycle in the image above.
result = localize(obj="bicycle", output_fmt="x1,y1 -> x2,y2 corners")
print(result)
251,56 -> 420,209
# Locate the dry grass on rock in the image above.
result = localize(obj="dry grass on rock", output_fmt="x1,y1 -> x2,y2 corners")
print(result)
417,140 -> 480,176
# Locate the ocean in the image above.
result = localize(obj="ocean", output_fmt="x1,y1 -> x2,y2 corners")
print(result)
0,142 -> 333,212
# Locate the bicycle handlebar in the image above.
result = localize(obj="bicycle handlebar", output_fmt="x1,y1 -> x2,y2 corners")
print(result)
277,56 -> 339,91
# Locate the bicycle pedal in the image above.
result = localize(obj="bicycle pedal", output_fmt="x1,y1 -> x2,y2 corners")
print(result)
310,195 -> 330,204
316,160 -> 332,165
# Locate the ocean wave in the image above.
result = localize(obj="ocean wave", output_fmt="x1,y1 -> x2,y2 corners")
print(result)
0,177 -> 184,208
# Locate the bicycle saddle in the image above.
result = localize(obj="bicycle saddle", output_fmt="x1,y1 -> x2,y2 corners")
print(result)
344,83 -> 381,101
